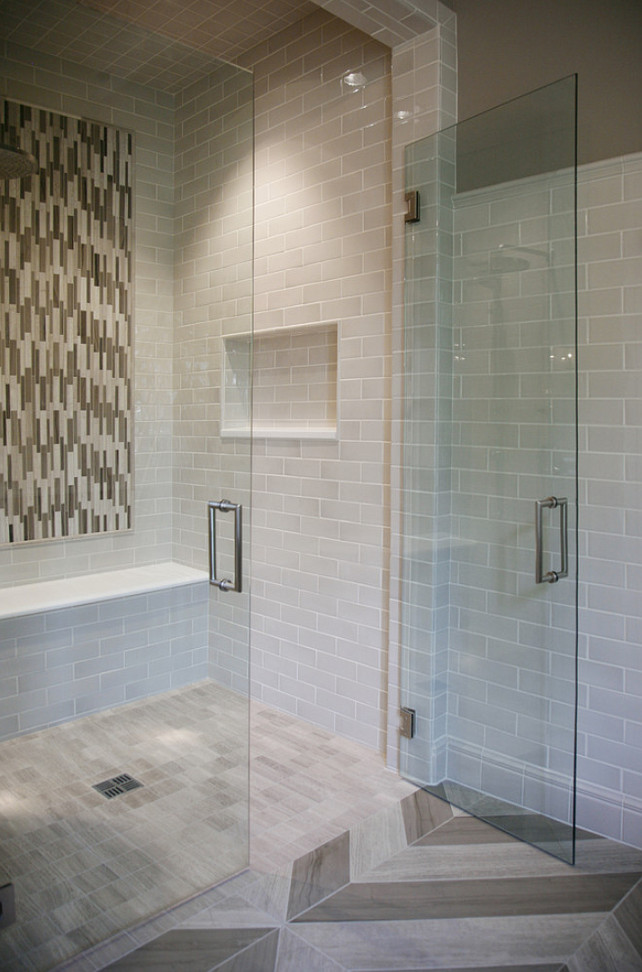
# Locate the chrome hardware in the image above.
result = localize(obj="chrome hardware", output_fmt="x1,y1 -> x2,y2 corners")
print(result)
404,190 -> 420,223
535,496 -> 568,584
208,500 -> 242,593
400,706 -> 416,739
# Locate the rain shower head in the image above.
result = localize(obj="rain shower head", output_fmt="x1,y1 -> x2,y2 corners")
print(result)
491,243 -> 551,272
489,251 -> 530,273
0,143 -> 38,180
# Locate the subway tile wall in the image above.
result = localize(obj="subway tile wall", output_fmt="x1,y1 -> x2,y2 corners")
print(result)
313,0 -> 453,49
237,9 -> 393,749
448,167 -> 576,823
171,63 -> 253,695
394,152 -> 642,848
397,126 -> 456,792
247,323 -> 339,435
0,7 -> 638,848
576,152 -> 642,846
0,582 -> 209,742
0,45 -> 230,740
387,19 -> 457,771
172,60 -> 253,573
0,42 -> 176,584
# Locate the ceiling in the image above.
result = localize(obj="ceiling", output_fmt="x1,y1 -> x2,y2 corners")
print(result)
78,0 -> 322,62
0,0 -> 322,91
0,0 -> 445,92
78,0 -> 447,61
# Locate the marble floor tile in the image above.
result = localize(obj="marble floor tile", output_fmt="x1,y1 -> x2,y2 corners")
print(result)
358,837 -> 642,884
414,815 -> 516,846
400,789 -> 454,846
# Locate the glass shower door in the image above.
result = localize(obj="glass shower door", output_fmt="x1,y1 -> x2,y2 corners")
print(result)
0,4 -> 254,966
400,77 -> 578,863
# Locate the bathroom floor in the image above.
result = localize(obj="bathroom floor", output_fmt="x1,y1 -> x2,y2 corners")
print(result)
2,688 -> 641,971
57,700 -> 642,972
105,802 -> 642,972
0,681 -> 250,972
0,681 -> 415,972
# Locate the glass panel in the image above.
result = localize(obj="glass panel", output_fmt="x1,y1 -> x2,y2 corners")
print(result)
0,1 -> 253,966
400,77 -> 577,863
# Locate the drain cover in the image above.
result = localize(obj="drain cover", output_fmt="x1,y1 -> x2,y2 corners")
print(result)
93,773 -> 143,799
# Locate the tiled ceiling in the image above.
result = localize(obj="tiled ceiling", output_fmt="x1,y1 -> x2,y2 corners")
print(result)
0,0 -> 323,91
78,0 -> 321,62
0,0 -> 444,93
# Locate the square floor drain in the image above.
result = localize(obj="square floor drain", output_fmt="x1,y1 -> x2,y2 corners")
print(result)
93,773 -> 144,799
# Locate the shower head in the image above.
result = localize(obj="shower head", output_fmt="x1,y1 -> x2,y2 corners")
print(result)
489,251 -> 530,273
489,243 -> 551,274
0,143 -> 38,180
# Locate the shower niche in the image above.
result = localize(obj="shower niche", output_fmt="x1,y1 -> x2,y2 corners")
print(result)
222,320 -> 339,439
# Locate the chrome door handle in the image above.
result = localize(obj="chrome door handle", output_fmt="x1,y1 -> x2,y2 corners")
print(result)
535,496 -> 568,584
208,500 -> 242,593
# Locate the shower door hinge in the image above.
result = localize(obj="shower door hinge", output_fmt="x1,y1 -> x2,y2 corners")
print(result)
404,190 -> 420,223
400,706 -> 416,739
0,883 -> 16,929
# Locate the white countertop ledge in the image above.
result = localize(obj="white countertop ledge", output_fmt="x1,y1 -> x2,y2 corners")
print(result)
0,562 -> 209,620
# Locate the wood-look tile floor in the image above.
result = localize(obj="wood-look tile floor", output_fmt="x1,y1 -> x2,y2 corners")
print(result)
65,701 -> 642,972
106,791 -> 642,972
3,686 -> 642,971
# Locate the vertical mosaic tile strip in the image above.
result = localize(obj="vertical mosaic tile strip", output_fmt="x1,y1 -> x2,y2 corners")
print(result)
0,98 -> 133,543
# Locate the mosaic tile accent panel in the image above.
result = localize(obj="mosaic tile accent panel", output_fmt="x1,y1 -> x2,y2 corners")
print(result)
0,98 -> 133,544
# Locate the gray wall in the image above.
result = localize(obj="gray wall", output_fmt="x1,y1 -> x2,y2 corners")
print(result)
445,0 -> 642,164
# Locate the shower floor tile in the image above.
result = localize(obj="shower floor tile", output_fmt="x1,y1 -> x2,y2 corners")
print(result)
0,683 -> 416,972
0,681 -> 250,972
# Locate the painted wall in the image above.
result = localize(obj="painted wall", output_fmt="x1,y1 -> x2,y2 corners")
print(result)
444,0 -> 642,165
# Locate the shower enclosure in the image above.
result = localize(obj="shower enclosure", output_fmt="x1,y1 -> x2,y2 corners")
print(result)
0,1 -> 253,968
400,77 -> 578,863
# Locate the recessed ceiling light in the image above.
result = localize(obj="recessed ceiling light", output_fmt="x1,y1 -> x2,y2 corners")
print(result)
343,71 -> 367,90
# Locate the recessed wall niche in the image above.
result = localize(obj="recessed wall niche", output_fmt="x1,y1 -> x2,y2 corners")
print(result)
0,99 -> 133,544
222,322 -> 339,439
